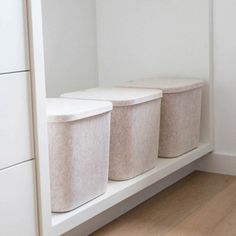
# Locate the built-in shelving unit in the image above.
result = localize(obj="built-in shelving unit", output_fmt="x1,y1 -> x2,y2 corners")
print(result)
52,142 -> 212,236
28,0 -> 214,235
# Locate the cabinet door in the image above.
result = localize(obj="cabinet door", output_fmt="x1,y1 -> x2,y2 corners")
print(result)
0,72 -> 34,169
0,0 -> 30,73
0,161 -> 38,236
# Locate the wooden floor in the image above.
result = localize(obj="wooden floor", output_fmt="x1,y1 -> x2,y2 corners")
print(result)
91,171 -> 236,236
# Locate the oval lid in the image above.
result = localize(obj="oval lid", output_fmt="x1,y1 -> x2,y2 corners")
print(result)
121,77 -> 204,94
47,98 -> 112,123
61,87 -> 162,107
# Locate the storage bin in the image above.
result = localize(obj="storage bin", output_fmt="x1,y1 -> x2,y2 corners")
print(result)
121,78 -> 203,158
47,98 -> 112,212
61,88 -> 162,180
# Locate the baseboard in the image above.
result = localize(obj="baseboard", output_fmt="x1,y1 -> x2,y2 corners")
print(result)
64,163 -> 196,236
196,152 -> 236,176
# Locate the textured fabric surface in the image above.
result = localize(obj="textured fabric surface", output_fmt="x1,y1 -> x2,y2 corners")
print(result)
109,99 -> 161,180
48,112 -> 111,212
159,88 -> 202,157
120,78 -> 203,158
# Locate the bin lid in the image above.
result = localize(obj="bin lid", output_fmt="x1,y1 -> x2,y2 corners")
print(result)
47,98 -> 112,123
120,77 -> 204,94
61,87 -> 162,107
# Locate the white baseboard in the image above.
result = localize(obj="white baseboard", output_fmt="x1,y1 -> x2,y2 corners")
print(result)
64,163 -> 195,236
196,152 -> 236,176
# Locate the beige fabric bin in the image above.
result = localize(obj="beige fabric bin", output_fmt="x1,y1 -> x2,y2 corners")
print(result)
61,88 -> 162,180
47,98 -> 112,212
121,78 -> 204,158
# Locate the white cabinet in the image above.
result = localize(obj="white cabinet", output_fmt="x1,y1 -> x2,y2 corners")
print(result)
0,72 -> 34,170
0,0 -> 30,73
0,161 -> 38,236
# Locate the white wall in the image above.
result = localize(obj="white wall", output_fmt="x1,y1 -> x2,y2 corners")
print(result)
214,0 -> 236,155
96,0 -> 210,86
41,0 -> 236,156
42,0 -> 98,97
96,0 -> 212,144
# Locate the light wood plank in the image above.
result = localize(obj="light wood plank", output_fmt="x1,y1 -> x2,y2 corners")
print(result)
92,171 -> 236,236
166,178 -> 236,236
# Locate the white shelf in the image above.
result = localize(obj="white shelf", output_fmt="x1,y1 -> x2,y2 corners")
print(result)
51,142 -> 212,235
